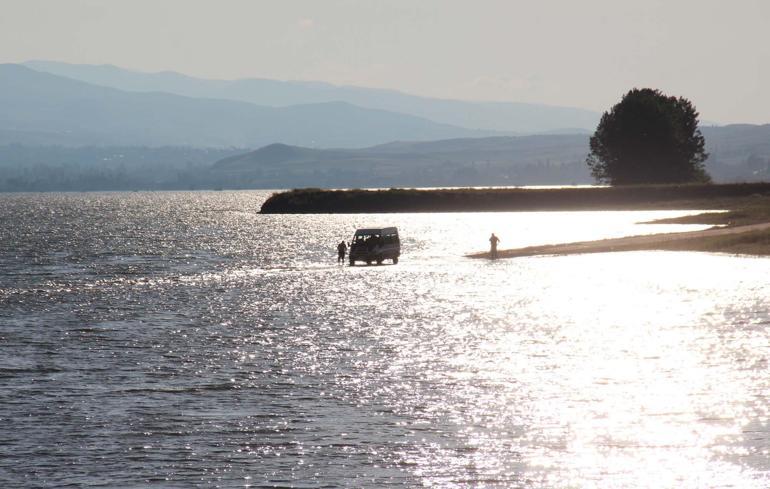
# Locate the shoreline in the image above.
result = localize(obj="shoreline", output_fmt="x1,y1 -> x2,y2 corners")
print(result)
467,193 -> 770,257
260,184 -> 770,256
467,221 -> 770,259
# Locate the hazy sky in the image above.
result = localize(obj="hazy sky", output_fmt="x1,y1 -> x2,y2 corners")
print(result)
2,0 -> 769,124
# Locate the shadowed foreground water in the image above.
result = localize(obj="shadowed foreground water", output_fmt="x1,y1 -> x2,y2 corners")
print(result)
1,191 -> 769,488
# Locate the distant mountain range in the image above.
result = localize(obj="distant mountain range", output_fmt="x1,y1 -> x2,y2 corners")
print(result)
0,60 -> 768,191
24,60 -> 601,134
0,64 -> 499,148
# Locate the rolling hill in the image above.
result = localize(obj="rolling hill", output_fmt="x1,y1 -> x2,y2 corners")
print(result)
212,135 -> 594,188
211,126 -> 770,188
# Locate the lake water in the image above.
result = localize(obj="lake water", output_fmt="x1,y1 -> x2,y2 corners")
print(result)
1,190 -> 769,488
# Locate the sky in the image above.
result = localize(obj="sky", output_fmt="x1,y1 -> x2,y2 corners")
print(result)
2,0 -> 769,124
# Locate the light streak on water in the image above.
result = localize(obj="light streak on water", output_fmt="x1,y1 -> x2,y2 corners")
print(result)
0,191 -> 768,487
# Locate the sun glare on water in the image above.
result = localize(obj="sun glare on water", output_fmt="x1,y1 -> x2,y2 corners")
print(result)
377,245 -> 770,488
2,191 -> 768,488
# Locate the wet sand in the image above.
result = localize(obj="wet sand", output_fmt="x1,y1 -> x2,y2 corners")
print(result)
467,221 -> 770,259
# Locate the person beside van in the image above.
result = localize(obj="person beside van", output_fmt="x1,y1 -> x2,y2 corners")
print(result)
337,240 -> 347,263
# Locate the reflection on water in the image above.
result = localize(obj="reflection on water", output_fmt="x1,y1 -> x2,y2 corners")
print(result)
0,191 -> 768,488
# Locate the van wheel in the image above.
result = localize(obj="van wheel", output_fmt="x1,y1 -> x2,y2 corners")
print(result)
366,259 -> 372,265
376,256 -> 383,265
393,257 -> 399,264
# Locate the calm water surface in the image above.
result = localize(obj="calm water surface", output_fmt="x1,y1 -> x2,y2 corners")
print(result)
1,191 -> 769,488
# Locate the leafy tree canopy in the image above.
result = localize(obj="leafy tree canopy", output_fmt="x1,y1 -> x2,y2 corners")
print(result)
587,88 -> 710,184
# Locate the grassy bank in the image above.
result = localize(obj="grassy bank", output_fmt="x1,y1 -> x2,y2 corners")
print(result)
636,197 -> 770,255
645,195 -> 770,226
259,183 -> 770,214
630,228 -> 770,255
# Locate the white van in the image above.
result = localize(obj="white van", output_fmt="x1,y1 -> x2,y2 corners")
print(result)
348,227 -> 401,265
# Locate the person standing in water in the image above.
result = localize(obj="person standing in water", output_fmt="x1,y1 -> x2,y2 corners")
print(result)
489,233 -> 500,259
337,240 -> 348,263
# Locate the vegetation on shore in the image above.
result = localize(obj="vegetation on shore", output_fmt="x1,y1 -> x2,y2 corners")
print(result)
644,195 -> 770,226
259,183 -> 770,214
627,227 -> 770,256
637,195 -> 770,255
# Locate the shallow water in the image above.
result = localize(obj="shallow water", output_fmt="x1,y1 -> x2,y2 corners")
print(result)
1,191 -> 769,488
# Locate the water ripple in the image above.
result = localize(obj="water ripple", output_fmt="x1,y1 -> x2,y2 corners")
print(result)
0,191 -> 769,487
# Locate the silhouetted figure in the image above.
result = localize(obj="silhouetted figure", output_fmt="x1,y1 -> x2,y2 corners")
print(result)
489,233 -> 500,259
337,241 -> 347,263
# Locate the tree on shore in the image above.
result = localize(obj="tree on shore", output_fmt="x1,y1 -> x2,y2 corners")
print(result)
587,88 -> 710,184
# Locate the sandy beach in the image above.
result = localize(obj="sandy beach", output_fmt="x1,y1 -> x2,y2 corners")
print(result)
468,221 -> 770,259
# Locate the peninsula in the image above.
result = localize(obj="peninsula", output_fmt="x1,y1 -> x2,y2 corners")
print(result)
259,183 -> 770,214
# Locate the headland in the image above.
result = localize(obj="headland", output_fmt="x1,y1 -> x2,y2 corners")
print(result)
259,183 -> 770,214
